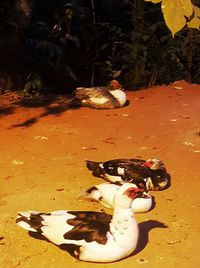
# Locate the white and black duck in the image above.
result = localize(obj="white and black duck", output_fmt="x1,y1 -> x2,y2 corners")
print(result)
16,184 -> 146,263
86,157 -> 170,191
73,80 -> 127,109
80,182 -> 153,213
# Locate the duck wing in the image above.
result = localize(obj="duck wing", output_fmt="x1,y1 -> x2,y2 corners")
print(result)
124,166 -> 153,181
75,87 -> 120,109
102,158 -> 146,176
16,210 -> 112,245
103,158 -> 146,168
65,211 -> 112,244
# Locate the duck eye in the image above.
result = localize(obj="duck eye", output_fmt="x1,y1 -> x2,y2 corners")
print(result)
139,183 -> 145,189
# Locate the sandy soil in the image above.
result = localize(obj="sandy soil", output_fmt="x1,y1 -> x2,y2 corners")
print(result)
0,81 -> 200,268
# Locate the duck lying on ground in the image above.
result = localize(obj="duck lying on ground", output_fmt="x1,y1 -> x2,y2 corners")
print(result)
80,182 -> 153,213
16,184 -> 147,263
86,157 -> 170,191
72,80 -> 127,109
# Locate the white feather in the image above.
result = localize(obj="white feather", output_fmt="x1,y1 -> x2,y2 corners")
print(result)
84,182 -> 153,213
110,89 -> 127,106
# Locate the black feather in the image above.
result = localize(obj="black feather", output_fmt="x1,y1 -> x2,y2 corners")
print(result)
65,211 -> 112,244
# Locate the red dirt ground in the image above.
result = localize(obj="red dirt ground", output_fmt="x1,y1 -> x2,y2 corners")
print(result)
0,80 -> 200,268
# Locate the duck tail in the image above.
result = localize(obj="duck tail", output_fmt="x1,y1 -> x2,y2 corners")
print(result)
85,160 -> 104,177
16,211 -> 42,233
85,160 -> 98,171
77,186 -> 100,203
67,93 -> 80,107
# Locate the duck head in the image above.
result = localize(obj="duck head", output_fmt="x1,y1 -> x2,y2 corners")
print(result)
143,158 -> 165,170
108,80 -> 123,91
113,183 -> 149,209
145,176 -> 169,191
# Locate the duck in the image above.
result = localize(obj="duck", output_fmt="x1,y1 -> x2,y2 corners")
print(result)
86,157 -> 170,191
73,80 -> 127,109
80,182 -> 153,213
16,184 -> 147,263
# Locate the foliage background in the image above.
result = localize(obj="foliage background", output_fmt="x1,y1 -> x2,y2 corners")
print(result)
0,0 -> 199,94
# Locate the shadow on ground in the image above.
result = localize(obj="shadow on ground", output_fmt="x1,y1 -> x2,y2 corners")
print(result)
132,220 -> 168,256
8,95 -> 79,127
0,106 -> 14,115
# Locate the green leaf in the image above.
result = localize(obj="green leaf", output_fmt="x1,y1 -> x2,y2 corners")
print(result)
187,5 -> 200,30
179,0 -> 193,17
147,0 -> 197,36
187,16 -> 200,29
161,0 -> 193,37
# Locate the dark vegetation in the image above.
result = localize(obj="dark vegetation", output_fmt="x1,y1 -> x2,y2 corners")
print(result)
0,0 -> 199,95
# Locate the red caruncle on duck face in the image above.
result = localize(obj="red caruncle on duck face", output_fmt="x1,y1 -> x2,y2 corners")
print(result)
124,187 -> 147,200
143,160 -> 153,168
110,80 -> 121,89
